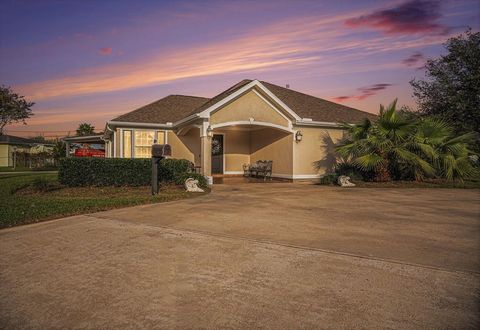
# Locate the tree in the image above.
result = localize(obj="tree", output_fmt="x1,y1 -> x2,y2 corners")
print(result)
31,135 -> 46,143
336,100 -> 476,181
0,86 -> 34,135
410,28 -> 480,134
76,123 -> 95,136
52,140 -> 66,160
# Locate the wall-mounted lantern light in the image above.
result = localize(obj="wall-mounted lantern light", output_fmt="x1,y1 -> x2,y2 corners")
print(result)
295,130 -> 303,142
207,126 -> 213,137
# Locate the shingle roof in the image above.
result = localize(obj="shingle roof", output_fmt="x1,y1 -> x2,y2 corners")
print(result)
259,81 -> 377,123
110,80 -> 376,125
0,134 -> 48,145
111,95 -> 209,124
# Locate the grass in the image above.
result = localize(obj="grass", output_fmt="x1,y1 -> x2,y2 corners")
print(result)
0,173 -> 208,229
0,166 -> 58,172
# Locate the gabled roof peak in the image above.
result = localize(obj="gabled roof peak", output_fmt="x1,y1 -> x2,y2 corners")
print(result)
110,79 -> 376,126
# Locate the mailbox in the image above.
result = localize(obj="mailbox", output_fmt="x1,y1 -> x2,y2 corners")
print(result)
151,144 -> 172,195
151,144 -> 171,157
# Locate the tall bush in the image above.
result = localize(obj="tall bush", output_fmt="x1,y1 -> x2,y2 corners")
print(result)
336,100 -> 478,182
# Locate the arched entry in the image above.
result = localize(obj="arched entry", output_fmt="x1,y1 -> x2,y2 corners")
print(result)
209,121 -> 294,177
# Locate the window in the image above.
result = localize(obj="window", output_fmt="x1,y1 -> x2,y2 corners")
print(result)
134,130 -> 155,158
120,129 -> 166,158
123,130 -> 132,158
156,131 -> 165,144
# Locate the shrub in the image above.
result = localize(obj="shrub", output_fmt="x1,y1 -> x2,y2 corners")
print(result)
58,157 -> 199,187
336,100 -> 478,182
59,158 -> 151,186
174,172 -> 208,188
158,158 -> 193,183
319,174 -> 338,185
335,163 -> 367,181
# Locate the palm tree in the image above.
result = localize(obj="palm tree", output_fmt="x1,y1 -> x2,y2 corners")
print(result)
76,123 -> 95,136
412,119 -> 477,181
337,100 -> 433,181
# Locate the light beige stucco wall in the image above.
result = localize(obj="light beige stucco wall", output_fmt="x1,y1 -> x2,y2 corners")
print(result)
0,145 -> 10,167
293,126 -> 345,176
167,128 -> 200,164
250,128 -> 293,176
210,90 -> 289,127
215,129 -> 250,172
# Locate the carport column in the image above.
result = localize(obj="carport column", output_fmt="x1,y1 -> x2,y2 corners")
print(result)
200,120 -> 212,185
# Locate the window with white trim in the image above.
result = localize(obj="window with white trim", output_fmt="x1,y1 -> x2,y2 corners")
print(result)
123,130 -> 132,158
134,130 -> 154,158
121,129 -> 167,158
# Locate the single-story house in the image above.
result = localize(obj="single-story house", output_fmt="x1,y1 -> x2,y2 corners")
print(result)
0,134 -> 54,167
103,79 -> 376,182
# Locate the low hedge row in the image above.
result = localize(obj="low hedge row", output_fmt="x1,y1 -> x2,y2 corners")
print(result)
58,157 -> 203,187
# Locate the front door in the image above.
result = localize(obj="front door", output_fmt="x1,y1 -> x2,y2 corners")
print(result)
211,134 -> 224,174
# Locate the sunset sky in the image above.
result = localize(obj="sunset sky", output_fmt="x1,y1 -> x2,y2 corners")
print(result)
1,0 -> 479,137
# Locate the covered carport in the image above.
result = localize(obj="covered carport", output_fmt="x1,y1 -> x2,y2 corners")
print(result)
63,134 -> 105,157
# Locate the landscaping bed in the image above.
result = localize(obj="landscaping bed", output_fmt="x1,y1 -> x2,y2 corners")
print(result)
318,174 -> 480,189
0,173 -> 209,229
351,179 -> 480,189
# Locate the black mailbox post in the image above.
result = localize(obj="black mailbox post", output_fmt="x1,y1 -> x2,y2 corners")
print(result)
151,144 -> 172,195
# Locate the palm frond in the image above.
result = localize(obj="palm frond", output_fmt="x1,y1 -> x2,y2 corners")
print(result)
353,153 -> 385,171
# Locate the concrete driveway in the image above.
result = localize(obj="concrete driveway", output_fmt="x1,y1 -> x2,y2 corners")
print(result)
1,182 -> 479,329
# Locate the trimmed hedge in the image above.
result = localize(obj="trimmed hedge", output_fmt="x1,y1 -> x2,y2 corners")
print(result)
158,158 -> 193,182
59,158 -> 151,186
58,157 -> 200,187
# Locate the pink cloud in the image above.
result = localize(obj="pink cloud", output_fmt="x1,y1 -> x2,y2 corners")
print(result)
332,96 -> 352,102
402,51 -> 425,66
333,83 -> 392,102
345,0 -> 450,35
98,47 -> 113,56
15,12 -> 449,102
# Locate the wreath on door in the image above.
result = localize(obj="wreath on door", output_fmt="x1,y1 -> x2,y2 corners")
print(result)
212,138 -> 222,155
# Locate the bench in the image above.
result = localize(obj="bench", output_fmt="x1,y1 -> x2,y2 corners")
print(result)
243,160 -> 273,181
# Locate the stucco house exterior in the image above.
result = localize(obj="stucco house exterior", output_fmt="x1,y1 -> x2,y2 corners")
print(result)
103,79 -> 376,182
0,135 -> 54,167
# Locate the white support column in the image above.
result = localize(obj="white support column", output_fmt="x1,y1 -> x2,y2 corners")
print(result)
200,120 -> 212,184
113,131 -> 117,157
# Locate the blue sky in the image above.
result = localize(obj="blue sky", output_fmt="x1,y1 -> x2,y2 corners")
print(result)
0,0 -> 478,137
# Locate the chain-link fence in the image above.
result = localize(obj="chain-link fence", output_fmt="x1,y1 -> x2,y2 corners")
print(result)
1,151 -> 56,169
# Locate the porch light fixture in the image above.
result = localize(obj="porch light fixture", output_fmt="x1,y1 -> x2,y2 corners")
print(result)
295,130 -> 303,142
207,125 -> 213,137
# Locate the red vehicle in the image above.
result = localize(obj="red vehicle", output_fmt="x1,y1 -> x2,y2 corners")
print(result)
74,148 -> 105,157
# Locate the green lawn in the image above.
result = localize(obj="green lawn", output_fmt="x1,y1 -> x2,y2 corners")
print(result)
0,173 -> 208,229
0,166 -> 58,172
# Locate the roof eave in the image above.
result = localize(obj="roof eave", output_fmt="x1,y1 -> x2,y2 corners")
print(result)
107,121 -> 174,129
172,113 -> 202,127
294,119 -> 344,128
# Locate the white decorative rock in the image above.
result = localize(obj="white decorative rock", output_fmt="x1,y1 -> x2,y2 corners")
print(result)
184,178 -> 204,192
337,175 -> 356,187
